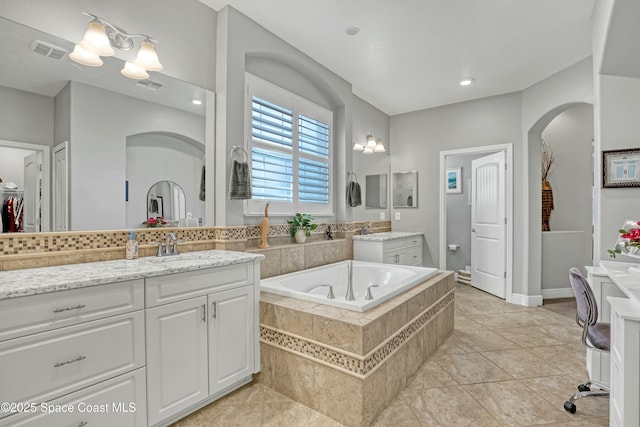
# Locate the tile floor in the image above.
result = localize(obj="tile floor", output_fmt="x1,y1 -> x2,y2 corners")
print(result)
172,283 -> 609,427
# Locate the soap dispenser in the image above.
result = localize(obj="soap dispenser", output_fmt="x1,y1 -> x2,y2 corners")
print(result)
126,230 -> 139,260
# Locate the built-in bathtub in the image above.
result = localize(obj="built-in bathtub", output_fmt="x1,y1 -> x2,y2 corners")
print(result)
260,260 -> 439,312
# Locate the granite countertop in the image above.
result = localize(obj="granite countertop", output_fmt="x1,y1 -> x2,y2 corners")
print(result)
0,250 -> 264,300
352,231 -> 423,242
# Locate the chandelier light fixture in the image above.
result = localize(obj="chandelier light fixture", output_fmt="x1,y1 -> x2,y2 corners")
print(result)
353,134 -> 385,154
69,12 -> 163,80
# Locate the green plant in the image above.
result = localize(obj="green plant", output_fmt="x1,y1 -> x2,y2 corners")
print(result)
288,213 -> 318,237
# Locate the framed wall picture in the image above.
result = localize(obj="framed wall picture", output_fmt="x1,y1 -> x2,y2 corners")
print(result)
603,148 -> 640,188
446,167 -> 462,194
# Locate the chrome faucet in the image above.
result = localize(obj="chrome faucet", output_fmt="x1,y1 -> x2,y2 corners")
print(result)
360,222 -> 372,235
345,261 -> 355,301
165,232 -> 178,255
365,284 -> 379,300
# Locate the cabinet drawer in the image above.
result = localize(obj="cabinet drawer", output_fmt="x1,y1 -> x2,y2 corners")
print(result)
146,263 -> 253,307
0,368 -> 147,427
383,236 -> 421,252
0,279 -> 144,342
0,311 -> 145,409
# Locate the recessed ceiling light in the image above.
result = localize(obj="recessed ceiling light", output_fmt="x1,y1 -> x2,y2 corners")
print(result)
345,26 -> 360,36
192,99 -> 203,105
459,78 -> 474,86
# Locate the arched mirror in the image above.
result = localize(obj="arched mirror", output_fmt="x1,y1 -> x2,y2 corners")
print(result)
147,181 -> 186,222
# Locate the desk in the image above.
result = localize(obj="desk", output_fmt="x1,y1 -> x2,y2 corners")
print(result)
599,261 -> 640,427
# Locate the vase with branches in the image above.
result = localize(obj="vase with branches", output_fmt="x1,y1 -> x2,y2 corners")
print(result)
541,139 -> 555,231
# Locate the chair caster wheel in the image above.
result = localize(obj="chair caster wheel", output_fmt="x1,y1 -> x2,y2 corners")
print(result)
578,384 -> 590,392
564,401 -> 576,413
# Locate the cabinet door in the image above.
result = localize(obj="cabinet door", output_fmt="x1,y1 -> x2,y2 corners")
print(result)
209,285 -> 254,395
399,248 -> 422,266
146,297 -> 208,426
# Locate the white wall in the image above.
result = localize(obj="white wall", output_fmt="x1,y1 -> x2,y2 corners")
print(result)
542,104 -> 594,234
445,153 -> 484,273
68,82 -> 205,231
351,95 -> 391,222
596,75 -> 640,261
0,85 -> 53,145
390,92 -> 522,269
215,6 -> 354,226
0,147 -> 36,189
126,137 -> 205,229
1,0 -> 217,91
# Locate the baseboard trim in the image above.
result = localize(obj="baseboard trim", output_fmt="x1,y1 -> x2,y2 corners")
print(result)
510,293 -> 543,307
542,288 -> 574,299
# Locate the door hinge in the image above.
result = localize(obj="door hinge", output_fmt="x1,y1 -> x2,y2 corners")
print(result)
505,217 -> 507,224
505,163 -> 507,170
504,272 -> 507,279
38,164 -> 43,172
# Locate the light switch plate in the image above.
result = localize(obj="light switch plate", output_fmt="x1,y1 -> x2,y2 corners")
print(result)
380,212 -> 385,220
395,212 -> 401,220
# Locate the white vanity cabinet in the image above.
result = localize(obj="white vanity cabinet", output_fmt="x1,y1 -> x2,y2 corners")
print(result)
144,263 -> 259,427
608,297 -> 640,427
354,232 -> 423,267
0,279 -> 146,426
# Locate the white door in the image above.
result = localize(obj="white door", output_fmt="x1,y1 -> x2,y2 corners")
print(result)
23,151 -> 42,232
146,297 -> 208,426
209,285 -> 254,395
471,151 -> 506,298
53,142 -> 69,231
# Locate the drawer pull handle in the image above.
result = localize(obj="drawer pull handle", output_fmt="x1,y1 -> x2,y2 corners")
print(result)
53,304 -> 86,313
78,422 -> 89,427
201,304 -> 206,323
212,302 -> 217,319
54,355 -> 86,368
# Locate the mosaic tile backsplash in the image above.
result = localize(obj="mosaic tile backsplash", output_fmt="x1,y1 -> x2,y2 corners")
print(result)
0,221 -> 391,271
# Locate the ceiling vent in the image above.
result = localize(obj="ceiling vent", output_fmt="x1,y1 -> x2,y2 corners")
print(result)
30,40 -> 68,60
136,79 -> 163,90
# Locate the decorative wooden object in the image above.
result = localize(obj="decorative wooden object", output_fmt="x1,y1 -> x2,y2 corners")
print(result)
541,139 -> 555,231
259,203 -> 270,248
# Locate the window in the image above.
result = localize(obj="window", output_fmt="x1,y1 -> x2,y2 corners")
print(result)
246,74 -> 333,215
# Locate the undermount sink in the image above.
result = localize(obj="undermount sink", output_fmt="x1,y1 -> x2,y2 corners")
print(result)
145,254 -> 205,264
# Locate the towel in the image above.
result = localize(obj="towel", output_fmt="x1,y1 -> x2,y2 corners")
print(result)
229,160 -> 252,199
199,165 -> 206,201
346,181 -> 361,207
150,198 -> 159,214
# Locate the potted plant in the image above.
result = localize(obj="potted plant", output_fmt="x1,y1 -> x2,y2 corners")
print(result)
288,213 -> 318,243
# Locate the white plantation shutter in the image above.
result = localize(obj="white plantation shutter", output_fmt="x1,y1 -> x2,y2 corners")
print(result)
246,74 -> 333,215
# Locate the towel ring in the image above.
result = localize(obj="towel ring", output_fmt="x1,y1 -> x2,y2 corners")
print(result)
231,145 -> 249,162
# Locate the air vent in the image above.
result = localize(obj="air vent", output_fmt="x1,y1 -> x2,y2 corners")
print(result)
30,40 -> 68,60
136,79 -> 163,90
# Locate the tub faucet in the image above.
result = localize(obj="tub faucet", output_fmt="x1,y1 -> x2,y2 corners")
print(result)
365,284 -> 379,300
345,261 -> 356,301
360,222 -> 372,235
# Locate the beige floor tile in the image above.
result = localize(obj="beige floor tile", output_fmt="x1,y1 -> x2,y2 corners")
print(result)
432,332 -> 476,355
403,385 -> 502,426
406,360 -> 458,389
492,325 -> 568,347
464,380 -> 573,426
172,402 -> 263,427
542,417 -> 610,426
454,314 -> 487,331
262,401 -> 341,427
528,344 -> 591,380
454,328 -> 520,352
481,348 -> 566,379
370,398 -> 422,427
432,352 -> 513,384
521,375 -> 609,420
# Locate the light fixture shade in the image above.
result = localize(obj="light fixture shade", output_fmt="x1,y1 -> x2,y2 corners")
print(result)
366,135 -> 376,149
134,40 -> 163,71
374,139 -> 386,153
79,21 -> 114,56
352,142 -> 365,151
121,61 -> 150,79
69,44 -> 103,67
363,146 -> 374,154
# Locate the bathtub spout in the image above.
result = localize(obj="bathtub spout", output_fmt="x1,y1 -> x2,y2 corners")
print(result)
345,261 -> 356,301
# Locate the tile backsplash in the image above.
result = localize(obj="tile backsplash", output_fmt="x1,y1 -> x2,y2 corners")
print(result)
0,220 -> 391,271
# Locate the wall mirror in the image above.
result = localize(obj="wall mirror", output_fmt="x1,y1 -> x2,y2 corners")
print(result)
147,181 -> 186,222
0,16 -> 209,232
365,174 -> 388,209
393,171 -> 418,208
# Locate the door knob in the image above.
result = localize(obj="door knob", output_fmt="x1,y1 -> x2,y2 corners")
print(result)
471,228 -> 476,232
